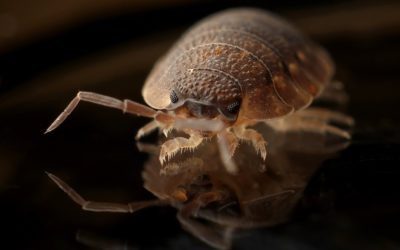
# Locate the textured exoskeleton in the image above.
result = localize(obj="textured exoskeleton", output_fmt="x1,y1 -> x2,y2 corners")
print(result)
46,8 -> 349,173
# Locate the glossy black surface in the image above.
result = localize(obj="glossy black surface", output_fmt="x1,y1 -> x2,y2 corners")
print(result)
0,1 -> 399,249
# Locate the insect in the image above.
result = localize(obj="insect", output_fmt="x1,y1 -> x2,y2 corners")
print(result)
48,108 -> 352,249
45,8 -> 347,173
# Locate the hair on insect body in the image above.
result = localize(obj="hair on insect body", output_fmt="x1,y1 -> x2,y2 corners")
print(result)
45,8 -> 352,173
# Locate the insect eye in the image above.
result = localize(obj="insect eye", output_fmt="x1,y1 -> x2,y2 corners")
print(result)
226,101 -> 240,114
170,90 -> 179,103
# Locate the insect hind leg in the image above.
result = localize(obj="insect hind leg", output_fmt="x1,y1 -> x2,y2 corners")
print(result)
266,107 -> 353,140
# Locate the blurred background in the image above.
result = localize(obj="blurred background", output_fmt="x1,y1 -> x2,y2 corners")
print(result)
0,0 -> 399,249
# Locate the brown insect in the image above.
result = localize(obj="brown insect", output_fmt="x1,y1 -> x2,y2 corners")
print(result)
47,107 -> 352,249
45,8 -> 347,173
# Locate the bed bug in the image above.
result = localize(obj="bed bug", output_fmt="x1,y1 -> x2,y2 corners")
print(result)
47,108 -> 352,249
45,8 -> 347,173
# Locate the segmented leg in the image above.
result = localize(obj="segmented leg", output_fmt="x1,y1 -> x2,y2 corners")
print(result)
135,120 -> 159,139
217,131 -> 239,174
45,91 -> 159,133
315,80 -> 349,106
180,191 -> 226,218
223,130 -> 240,157
233,126 -> 268,160
242,189 -> 297,207
47,172 -> 166,212
159,133 -> 204,164
177,213 -> 234,250
296,107 -> 354,127
267,109 -> 351,140
135,142 -> 160,155
177,191 -> 233,249
196,189 -> 298,228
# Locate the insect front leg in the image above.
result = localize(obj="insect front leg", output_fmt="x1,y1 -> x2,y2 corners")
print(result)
45,91 -> 161,133
233,126 -> 268,160
47,172 -> 167,213
135,120 -> 159,140
159,132 -> 204,165
217,131 -> 239,174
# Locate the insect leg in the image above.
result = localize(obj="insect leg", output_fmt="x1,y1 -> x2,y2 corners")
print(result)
217,131 -> 239,174
221,130 -> 239,157
177,210 -> 234,250
315,81 -> 350,106
47,172 -> 166,213
135,120 -> 159,139
266,109 -> 352,140
135,142 -> 160,155
233,126 -> 268,160
295,107 -> 354,128
241,189 -> 297,207
45,91 -> 158,133
180,191 -> 226,218
159,133 -> 204,164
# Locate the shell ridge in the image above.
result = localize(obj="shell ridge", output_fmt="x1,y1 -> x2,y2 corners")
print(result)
153,42 -> 293,114
189,67 -> 241,88
186,19 -> 327,97
197,42 -> 292,108
180,28 -> 313,108
188,67 -> 243,105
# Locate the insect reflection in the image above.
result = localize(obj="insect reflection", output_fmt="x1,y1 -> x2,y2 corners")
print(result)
48,107 -> 351,249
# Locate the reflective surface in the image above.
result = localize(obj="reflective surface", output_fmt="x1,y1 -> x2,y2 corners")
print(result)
0,1 -> 399,249
140,113 -> 351,248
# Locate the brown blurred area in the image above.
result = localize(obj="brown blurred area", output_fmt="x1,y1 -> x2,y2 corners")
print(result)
0,0 -> 399,249
0,0 -> 189,52
1,0 -> 399,52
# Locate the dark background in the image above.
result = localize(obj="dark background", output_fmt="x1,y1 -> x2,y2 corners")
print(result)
0,0 -> 399,249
